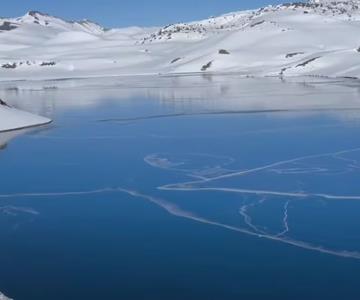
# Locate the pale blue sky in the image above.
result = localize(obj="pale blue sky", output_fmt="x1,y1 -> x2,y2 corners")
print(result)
2,0 -> 304,28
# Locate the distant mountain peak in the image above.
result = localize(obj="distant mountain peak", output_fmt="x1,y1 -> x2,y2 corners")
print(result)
27,10 -> 49,17
307,0 -> 360,8
309,0 -> 360,3
1,10 -> 107,35
139,0 -> 360,44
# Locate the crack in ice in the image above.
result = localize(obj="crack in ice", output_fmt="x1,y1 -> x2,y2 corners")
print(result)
144,147 -> 360,259
239,197 -> 268,235
1,186 -> 360,260
1,147 -> 359,260
0,206 -> 39,216
276,201 -> 291,237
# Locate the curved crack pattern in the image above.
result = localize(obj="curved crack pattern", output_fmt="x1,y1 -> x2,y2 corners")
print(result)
275,201 -> 291,238
0,187 -> 360,259
239,197 -> 268,235
146,147 -> 360,259
0,147 -> 359,260
0,206 -> 39,217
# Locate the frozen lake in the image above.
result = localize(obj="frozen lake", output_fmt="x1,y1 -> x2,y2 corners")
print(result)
0,75 -> 360,299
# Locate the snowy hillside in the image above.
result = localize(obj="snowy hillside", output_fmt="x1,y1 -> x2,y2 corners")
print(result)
1,0 -> 360,79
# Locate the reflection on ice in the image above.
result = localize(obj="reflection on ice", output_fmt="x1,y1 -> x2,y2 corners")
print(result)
1,76 -> 360,124
0,126 -> 51,152
0,129 -> 31,151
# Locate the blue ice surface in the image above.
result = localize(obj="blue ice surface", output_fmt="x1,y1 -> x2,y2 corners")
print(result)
0,76 -> 360,300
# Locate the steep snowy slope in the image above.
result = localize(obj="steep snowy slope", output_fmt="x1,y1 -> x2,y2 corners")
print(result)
0,1 -> 360,79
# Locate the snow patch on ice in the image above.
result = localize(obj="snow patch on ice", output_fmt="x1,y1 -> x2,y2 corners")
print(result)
0,292 -> 13,300
0,105 -> 51,132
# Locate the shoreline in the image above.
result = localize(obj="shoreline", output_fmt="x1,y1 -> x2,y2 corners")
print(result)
0,72 -> 358,84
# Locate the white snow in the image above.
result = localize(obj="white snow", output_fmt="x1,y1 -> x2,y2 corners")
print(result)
0,292 -> 12,300
0,105 -> 51,132
0,1 -> 360,79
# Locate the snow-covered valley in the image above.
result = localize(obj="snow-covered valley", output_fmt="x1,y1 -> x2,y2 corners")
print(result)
1,0 -> 360,80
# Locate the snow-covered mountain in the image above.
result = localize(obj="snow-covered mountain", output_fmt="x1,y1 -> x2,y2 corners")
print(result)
1,0 -> 360,79
1,10 -> 105,34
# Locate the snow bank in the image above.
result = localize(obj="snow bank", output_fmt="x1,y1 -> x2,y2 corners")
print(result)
0,105 -> 51,132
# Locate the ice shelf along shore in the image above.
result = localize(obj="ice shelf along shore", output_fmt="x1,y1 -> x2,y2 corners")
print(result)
0,105 -> 51,132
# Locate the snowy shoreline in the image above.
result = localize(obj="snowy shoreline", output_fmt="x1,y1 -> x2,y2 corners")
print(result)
0,72 -> 358,84
0,106 -> 51,133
